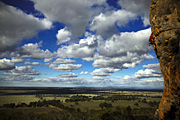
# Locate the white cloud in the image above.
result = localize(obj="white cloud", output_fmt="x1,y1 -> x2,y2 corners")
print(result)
114,63 -> 163,88
53,58 -> 75,64
123,75 -> 131,80
56,28 -> 72,45
135,63 -> 162,79
91,28 -> 153,69
93,53 -> 153,69
80,71 -> 88,75
0,58 -> 15,70
91,68 -> 120,76
58,45 -> 95,58
11,57 -> 24,63
49,64 -> 82,72
19,42 -> 56,59
2,73 -> 34,81
0,2 -> 52,53
44,58 -> 53,62
33,75 -> 85,85
90,10 -> 136,37
118,0 -> 151,26
24,62 -> 41,65
58,28 -> 153,72
140,77 -> 164,89
57,34 -> 102,58
58,73 -> 78,78
97,28 -> 152,57
32,0 -> 107,37
11,66 -> 40,75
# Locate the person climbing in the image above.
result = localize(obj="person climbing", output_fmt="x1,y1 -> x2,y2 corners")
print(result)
149,33 -> 154,46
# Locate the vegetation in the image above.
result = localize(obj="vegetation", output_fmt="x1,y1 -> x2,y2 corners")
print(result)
0,87 -> 162,120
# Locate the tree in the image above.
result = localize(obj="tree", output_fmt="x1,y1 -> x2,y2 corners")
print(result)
134,103 -> 139,106
99,103 -> 104,109
126,106 -> 132,115
99,102 -> 112,109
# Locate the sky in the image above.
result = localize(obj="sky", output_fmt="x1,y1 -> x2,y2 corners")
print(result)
0,0 -> 165,89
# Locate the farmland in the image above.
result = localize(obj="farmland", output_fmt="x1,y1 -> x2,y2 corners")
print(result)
0,87 -> 162,120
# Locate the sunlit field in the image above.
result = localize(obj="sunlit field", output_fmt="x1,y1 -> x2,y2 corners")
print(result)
0,87 -> 162,120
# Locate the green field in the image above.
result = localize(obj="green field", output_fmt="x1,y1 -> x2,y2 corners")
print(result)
0,95 -> 39,106
0,88 -> 162,120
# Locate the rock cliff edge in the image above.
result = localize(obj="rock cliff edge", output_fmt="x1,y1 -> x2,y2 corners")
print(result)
150,0 -> 180,119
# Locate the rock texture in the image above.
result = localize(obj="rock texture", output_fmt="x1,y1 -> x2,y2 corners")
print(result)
150,0 -> 180,119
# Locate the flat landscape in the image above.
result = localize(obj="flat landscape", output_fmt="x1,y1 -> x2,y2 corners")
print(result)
0,87 -> 163,120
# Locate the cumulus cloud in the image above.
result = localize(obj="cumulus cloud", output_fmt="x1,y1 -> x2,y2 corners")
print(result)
49,64 -> 82,72
0,2 -> 52,53
19,42 -> 56,59
32,0 -> 107,37
24,62 -> 41,65
11,57 -> 24,63
56,28 -> 72,45
2,73 -> 34,81
87,28 -> 153,69
90,10 -> 136,37
58,73 -> 78,78
135,63 -> 162,79
44,58 -> 53,62
97,28 -> 152,57
0,58 -> 15,70
80,71 -> 88,75
33,74 -> 85,85
140,77 -> 164,89
93,53 -> 153,69
114,63 -> 163,88
57,34 -> 102,58
118,0 -> 151,26
91,68 -> 120,76
53,58 -> 75,64
58,28 -> 153,72
10,66 -> 40,75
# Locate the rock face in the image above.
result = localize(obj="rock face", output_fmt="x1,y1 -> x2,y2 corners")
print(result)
150,0 -> 180,119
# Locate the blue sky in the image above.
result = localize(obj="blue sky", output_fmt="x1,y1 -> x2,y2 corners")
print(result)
0,0 -> 164,88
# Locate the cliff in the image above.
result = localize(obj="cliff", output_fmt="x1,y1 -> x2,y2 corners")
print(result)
150,0 -> 180,119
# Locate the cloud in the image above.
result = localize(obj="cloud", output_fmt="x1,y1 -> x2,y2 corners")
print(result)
0,58 -> 15,70
53,58 -> 75,64
97,28 -> 152,57
88,28 -> 153,69
19,42 -> 56,59
56,28 -> 72,45
2,73 -> 34,81
80,71 -> 88,75
92,53 -> 153,69
10,66 -> 40,75
49,64 -> 82,72
24,62 -> 41,65
113,63 -> 164,88
58,73 -> 78,78
118,0 -> 151,26
58,28 -> 153,72
91,68 -> 120,76
32,0 -> 107,37
44,58 -> 53,62
33,73 -> 85,85
135,63 -> 162,79
57,34 -> 102,58
140,77 -> 164,89
90,10 -> 136,37
0,2 -> 52,53
11,57 -> 24,63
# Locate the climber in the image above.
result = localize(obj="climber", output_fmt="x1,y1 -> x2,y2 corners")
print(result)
149,33 -> 154,46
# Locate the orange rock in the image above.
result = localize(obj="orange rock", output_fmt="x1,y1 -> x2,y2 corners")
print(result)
150,0 -> 180,119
